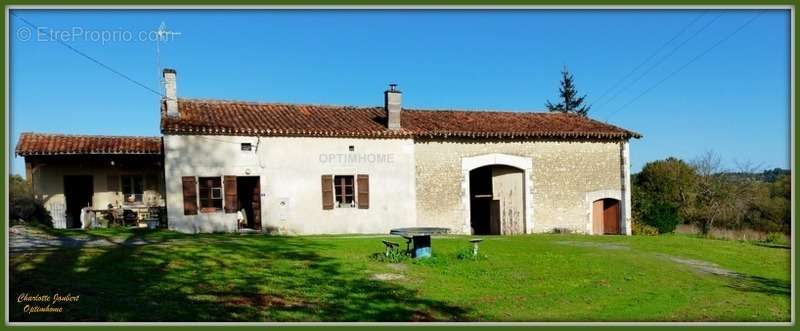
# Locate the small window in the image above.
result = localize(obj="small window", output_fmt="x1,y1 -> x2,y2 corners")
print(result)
241,143 -> 252,151
348,145 -> 355,152
198,177 -> 223,211
121,175 -> 144,205
334,175 -> 354,207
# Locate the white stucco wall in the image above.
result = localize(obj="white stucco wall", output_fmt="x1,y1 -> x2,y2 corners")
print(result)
163,135 -> 417,234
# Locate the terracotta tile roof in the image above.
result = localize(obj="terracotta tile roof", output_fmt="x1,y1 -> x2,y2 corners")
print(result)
16,132 -> 162,156
161,98 -> 641,140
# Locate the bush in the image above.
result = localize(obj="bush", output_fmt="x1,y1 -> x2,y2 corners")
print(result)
369,249 -> 408,263
640,201 -> 680,234
455,247 -> 487,261
9,196 -> 53,228
765,232 -> 789,245
632,220 -> 659,236
551,227 -> 574,234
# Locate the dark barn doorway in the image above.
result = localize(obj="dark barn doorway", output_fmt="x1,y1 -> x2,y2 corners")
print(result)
469,164 -> 526,235
63,175 -> 93,228
469,166 -> 496,235
236,176 -> 262,230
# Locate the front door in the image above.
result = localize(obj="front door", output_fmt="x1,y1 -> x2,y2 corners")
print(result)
237,177 -> 262,230
592,199 -> 604,234
64,175 -> 93,228
603,199 -> 620,234
251,180 -> 261,231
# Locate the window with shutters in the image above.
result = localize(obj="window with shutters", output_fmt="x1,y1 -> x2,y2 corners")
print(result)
334,175 -> 354,207
198,177 -> 223,212
322,174 -> 369,210
121,175 -> 144,205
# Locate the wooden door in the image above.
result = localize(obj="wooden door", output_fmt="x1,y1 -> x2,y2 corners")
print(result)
603,199 -> 620,234
251,178 -> 262,231
592,199 -> 604,234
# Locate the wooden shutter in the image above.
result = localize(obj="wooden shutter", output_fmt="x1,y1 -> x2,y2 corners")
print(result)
107,175 -> 119,192
182,176 -> 198,215
357,174 -> 369,209
321,175 -> 334,210
224,176 -> 238,213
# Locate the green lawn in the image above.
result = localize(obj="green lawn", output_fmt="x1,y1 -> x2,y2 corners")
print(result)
9,228 -> 791,322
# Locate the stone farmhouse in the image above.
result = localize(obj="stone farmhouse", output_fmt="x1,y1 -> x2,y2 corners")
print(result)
16,68 -> 641,235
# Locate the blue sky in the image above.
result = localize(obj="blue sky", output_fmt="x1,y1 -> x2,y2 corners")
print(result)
9,9 -> 790,175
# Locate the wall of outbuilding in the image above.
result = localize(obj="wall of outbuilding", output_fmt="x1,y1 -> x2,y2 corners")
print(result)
413,138 -> 628,234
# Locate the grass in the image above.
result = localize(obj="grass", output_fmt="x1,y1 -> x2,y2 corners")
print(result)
9,228 -> 791,322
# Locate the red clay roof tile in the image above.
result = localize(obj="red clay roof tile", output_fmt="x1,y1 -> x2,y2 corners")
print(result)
161,99 -> 641,140
16,133 -> 162,156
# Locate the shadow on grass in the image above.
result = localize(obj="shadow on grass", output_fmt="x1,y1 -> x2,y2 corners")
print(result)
727,274 -> 791,297
752,242 -> 791,250
10,232 -> 469,322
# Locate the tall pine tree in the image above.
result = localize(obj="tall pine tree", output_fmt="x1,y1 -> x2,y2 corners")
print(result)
545,66 -> 590,117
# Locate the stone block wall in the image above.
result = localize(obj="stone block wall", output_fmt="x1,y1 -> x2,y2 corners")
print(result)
414,138 -> 625,234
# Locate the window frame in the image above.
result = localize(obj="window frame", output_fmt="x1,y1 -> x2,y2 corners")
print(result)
198,177 -> 223,212
333,175 -> 355,207
120,175 -> 144,205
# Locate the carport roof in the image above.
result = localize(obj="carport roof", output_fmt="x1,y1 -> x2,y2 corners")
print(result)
15,132 -> 162,156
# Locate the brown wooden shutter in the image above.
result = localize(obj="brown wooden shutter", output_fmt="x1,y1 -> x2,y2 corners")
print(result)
182,176 -> 198,215
107,175 -> 119,192
224,176 -> 238,213
357,174 -> 369,209
321,175 -> 334,210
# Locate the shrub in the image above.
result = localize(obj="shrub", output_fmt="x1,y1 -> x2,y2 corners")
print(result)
640,200 -> 680,234
632,220 -> 659,236
455,247 -> 487,261
765,232 -> 789,245
9,196 -> 53,228
551,227 -> 574,234
369,249 -> 408,263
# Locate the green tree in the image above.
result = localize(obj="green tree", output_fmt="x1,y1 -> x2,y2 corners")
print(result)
633,157 -> 698,233
545,66 -> 591,116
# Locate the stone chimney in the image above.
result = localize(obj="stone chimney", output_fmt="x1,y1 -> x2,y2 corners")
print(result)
385,84 -> 402,130
163,68 -> 178,118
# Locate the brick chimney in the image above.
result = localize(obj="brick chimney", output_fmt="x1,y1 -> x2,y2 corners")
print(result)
385,84 -> 401,130
163,68 -> 178,118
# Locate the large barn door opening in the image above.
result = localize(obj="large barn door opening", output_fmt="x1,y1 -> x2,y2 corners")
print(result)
469,165 -> 524,235
592,198 -> 621,235
470,166 -> 495,235
63,175 -> 93,229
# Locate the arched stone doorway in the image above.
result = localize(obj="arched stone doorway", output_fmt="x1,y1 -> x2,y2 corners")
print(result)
592,198 -> 621,235
461,154 -> 533,235
469,165 -> 524,235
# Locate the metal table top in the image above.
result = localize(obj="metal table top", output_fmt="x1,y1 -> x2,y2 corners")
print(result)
389,227 -> 450,236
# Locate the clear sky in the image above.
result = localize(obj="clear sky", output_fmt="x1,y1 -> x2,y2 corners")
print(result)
9,9 -> 790,176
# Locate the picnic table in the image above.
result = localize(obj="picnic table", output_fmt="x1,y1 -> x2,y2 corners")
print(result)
389,227 -> 450,258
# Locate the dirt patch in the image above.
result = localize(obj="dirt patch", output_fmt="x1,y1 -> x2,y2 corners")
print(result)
555,241 -> 629,250
387,263 -> 408,272
10,225 -> 160,253
370,273 -> 406,281
657,254 -> 737,276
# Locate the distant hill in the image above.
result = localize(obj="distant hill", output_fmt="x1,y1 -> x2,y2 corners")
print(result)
726,168 -> 790,182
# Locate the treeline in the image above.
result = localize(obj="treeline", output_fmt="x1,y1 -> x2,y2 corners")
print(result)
633,152 -> 790,235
